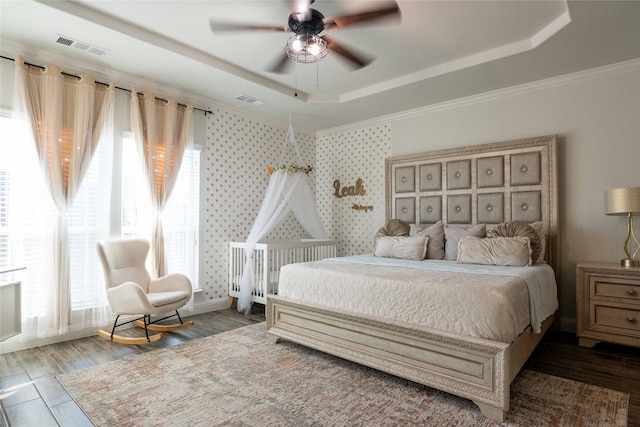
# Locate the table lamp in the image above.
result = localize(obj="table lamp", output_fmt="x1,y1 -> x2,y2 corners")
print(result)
605,186 -> 640,268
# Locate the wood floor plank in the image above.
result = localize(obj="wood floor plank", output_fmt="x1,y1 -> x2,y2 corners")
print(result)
132,334 -> 186,352
0,352 -> 25,377
50,400 -> 93,427
0,372 -> 40,408
15,347 -> 62,379
162,324 -> 203,341
4,398 -> 58,427
186,317 -> 225,336
68,336 -> 119,367
90,334 -> 143,358
0,407 -> 8,427
625,354 -> 640,372
34,375 -> 73,407
42,342 -> 93,374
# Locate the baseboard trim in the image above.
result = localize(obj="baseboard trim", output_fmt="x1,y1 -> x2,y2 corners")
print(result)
560,317 -> 577,334
185,297 -> 230,316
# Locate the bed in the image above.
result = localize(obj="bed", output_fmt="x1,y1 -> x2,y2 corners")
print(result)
229,239 -> 336,304
266,135 -> 559,422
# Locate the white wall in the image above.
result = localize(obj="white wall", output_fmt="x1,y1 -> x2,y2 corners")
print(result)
386,61 -> 640,329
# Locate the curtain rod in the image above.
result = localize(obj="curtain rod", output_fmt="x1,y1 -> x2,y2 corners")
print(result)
1,55 -> 212,115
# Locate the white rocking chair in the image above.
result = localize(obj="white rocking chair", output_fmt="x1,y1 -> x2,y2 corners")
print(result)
96,238 -> 193,344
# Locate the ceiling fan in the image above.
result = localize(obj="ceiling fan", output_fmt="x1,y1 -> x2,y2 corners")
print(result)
209,0 -> 401,73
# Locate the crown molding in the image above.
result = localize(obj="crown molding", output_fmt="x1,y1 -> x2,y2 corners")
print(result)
317,58 -> 640,136
333,7 -> 572,104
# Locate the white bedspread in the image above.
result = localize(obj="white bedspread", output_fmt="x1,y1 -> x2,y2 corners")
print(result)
277,255 -> 558,343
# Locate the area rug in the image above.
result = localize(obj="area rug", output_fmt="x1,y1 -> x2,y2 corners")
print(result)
58,323 -> 629,426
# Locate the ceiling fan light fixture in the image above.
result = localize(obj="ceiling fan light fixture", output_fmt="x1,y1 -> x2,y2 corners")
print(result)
285,33 -> 328,64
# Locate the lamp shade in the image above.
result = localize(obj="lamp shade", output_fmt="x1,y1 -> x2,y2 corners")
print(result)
605,187 -> 640,215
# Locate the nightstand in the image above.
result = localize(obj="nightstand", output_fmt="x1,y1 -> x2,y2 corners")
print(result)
576,262 -> 640,348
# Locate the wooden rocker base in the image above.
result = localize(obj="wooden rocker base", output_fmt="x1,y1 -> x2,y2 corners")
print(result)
98,311 -> 192,345
97,329 -> 162,345
133,319 -> 194,332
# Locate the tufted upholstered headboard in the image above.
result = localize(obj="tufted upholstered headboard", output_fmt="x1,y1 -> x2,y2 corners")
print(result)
385,135 -> 559,276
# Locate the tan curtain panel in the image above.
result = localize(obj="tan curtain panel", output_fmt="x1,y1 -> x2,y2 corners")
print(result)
14,55 -> 114,336
130,90 -> 193,278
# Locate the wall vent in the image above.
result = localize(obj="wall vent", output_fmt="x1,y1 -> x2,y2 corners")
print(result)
234,94 -> 266,106
55,34 -> 109,56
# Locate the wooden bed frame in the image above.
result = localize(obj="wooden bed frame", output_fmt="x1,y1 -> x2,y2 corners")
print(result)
266,135 -> 559,422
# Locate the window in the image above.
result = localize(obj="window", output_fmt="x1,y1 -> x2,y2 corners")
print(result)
0,114 -> 201,325
121,134 -> 200,288
0,115 -> 59,317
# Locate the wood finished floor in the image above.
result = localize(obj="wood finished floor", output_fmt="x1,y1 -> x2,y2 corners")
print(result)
1,306 -> 638,427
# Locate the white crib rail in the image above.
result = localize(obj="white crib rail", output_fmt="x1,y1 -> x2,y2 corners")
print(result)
229,239 -> 337,304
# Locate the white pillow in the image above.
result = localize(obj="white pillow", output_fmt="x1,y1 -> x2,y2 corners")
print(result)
374,236 -> 429,261
457,236 -> 532,267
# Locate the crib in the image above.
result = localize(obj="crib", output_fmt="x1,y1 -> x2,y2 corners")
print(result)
229,239 -> 337,304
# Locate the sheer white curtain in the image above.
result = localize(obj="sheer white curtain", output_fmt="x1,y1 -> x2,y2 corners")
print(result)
290,187 -> 329,239
130,90 -> 193,278
13,55 -> 114,336
238,123 -> 328,314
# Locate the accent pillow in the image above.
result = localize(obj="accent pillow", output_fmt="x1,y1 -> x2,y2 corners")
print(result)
487,221 -> 541,263
374,236 -> 429,261
457,236 -> 532,266
410,221 -> 445,260
444,224 -> 486,261
374,219 -> 410,252
530,221 -> 546,263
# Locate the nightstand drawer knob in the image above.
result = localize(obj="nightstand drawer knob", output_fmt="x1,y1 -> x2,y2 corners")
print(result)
627,316 -> 636,323
627,289 -> 638,296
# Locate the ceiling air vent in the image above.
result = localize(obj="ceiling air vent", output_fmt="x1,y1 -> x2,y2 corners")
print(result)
55,34 -> 109,56
56,36 -> 74,46
234,94 -> 266,106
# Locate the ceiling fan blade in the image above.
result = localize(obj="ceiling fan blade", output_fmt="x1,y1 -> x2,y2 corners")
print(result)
322,35 -> 373,69
323,3 -> 400,31
266,52 -> 293,74
209,19 -> 289,33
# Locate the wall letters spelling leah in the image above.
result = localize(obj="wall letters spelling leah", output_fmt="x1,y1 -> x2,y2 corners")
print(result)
333,178 -> 373,212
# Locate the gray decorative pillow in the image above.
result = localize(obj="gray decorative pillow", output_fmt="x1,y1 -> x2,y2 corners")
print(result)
444,224 -> 486,261
457,236 -> 532,266
487,221 -> 541,263
374,236 -> 429,261
529,221 -> 546,263
374,219 -> 410,252
411,221 -> 445,260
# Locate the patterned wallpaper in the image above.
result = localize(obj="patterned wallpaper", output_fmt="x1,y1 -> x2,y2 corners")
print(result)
316,124 -> 392,256
202,107 -> 315,301
202,106 -> 391,301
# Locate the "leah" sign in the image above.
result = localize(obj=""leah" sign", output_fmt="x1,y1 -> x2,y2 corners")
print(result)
333,178 -> 366,198
333,178 -> 373,212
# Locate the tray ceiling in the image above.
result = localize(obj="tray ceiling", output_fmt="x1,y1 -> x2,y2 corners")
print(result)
1,0 -> 639,131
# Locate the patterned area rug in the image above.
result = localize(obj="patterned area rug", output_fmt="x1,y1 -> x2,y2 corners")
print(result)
58,323 -> 629,426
